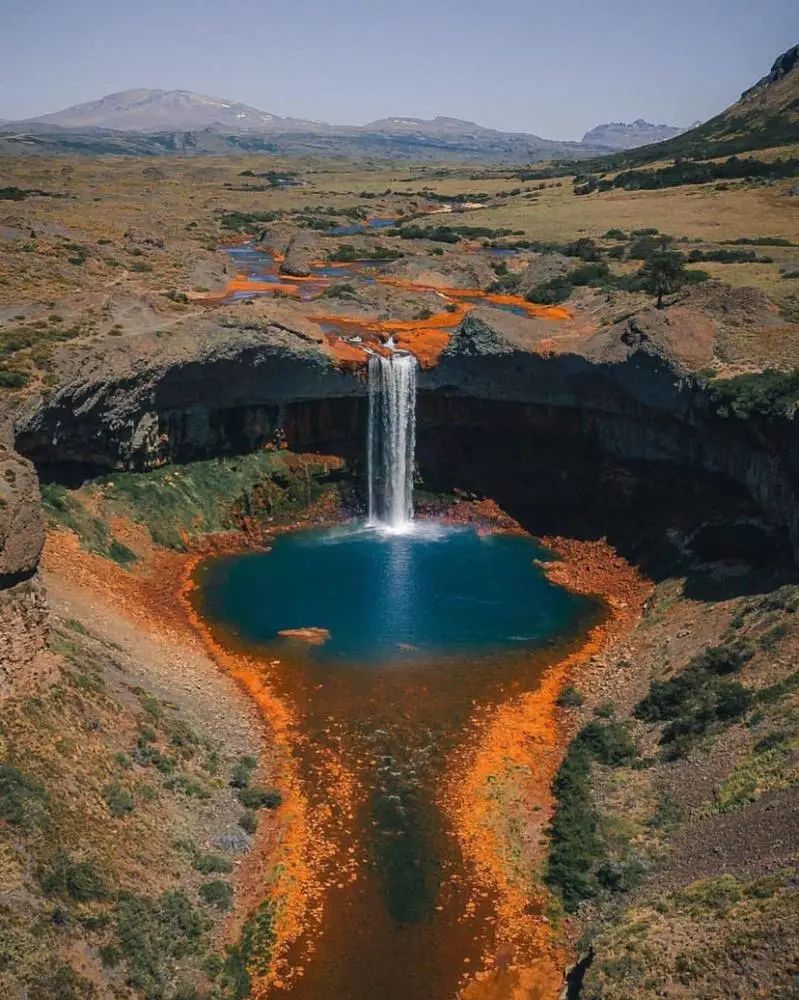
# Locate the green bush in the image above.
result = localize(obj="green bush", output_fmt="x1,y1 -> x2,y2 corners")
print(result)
230,756 -> 257,789
42,855 -> 107,902
0,369 -> 28,389
0,764 -> 48,826
545,721 -> 638,910
113,890 -> 207,997
237,786 -> 282,810
193,853 -> 233,875
635,640 -> 754,757
576,720 -> 637,765
104,780 -> 135,818
199,880 -> 233,911
239,811 -> 258,834
526,276 -> 573,304
217,901 -> 276,1000
710,369 -> 799,421
556,685 -> 584,708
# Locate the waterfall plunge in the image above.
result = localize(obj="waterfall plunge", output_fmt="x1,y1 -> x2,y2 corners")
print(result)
367,352 -> 417,533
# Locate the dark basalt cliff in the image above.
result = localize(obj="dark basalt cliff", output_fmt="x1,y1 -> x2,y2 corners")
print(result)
13,305 -> 799,561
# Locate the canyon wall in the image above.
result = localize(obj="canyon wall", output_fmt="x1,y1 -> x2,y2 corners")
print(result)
12,310 -> 799,556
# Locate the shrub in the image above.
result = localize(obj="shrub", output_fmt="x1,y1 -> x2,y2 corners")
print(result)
565,237 -> 601,261
322,283 -> 357,299
576,720 -> 637,765
0,764 -> 48,826
193,853 -> 233,875
230,756 -> 257,789
635,640 -> 754,757
0,369 -> 28,389
218,901 -> 276,1000
104,780 -> 134,818
526,277 -> 573,304
556,685 -> 584,708
199,880 -> 233,911
569,261 -> 610,286
42,855 -> 107,902
239,811 -> 258,834
545,721 -> 638,910
709,368 -> 799,421
114,890 -> 207,997
237,786 -> 282,810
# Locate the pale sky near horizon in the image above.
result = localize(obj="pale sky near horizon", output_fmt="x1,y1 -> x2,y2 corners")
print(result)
1,0 -> 798,139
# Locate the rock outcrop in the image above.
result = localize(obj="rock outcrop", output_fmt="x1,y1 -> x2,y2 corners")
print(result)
0,446 -> 48,694
280,232 -> 318,277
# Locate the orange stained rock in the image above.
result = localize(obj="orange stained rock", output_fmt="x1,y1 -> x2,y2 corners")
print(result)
321,333 -> 369,366
392,328 -> 451,367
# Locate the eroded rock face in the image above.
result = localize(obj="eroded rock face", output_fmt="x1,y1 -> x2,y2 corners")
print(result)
0,446 -> 48,694
15,311 -> 363,472
0,446 -> 44,581
12,300 -> 799,561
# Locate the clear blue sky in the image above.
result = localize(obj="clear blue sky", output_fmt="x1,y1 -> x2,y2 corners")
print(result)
1,0 -> 797,138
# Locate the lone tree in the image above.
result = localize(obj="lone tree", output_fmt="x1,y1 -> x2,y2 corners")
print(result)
639,250 -> 687,308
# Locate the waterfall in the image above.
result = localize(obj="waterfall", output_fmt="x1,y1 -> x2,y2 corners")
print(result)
367,352 -> 417,532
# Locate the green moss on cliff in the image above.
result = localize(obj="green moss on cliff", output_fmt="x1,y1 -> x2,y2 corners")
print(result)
42,449 -> 347,554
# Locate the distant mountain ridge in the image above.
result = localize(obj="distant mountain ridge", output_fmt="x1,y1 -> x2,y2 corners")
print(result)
3,45 -> 797,163
1,89 -> 608,162
25,88 -> 323,133
581,118 -> 691,150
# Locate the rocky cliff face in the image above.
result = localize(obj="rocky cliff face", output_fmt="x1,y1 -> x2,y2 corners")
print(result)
0,446 -> 48,695
12,303 -> 799,559
15,308 -> 364,474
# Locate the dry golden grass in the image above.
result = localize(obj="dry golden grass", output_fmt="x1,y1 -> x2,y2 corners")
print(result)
470,180 -> 799,242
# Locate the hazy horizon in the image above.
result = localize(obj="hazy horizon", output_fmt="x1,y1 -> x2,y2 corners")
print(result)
1,0 -> 798,139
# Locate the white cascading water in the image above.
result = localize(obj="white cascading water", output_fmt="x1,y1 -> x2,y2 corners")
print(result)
367,352 -> 417,532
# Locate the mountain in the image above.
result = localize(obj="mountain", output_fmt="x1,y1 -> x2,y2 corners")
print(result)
1,94 -> 608,162
597,43 -> 799,166
363,115 -> 534,139
24,88 -> 321,133
581,119 -> 690,150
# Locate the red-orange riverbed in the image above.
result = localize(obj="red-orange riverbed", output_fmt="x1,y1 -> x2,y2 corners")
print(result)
44,506 -> 650,1000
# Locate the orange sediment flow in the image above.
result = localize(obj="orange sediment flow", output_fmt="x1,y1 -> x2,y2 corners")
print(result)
194,243 -> 573,366
310,304 -> 471,367
179,562 -> 357,997
200,274 -> 302,301
450,538 -> 652,999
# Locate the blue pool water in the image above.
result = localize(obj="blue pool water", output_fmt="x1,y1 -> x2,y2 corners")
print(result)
197,523 -> 590,663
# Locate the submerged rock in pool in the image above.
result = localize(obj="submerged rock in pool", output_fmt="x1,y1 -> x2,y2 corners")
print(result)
278,626 -> 331,644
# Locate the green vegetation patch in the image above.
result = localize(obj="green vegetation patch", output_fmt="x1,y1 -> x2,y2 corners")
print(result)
44,450 -> 341,554
545,720 -> 639,911
214,900 -> 276,1000
40,483 -> 137,563
709,369 -> 799,421
634,639 -> 755,758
